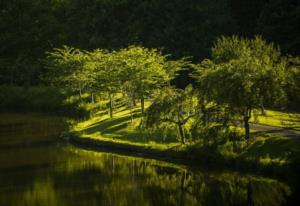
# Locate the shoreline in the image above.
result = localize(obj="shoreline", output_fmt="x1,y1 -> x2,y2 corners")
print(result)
68,133 -> 298,183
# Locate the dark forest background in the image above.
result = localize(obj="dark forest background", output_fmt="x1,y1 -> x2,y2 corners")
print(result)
1,0 -> 299,86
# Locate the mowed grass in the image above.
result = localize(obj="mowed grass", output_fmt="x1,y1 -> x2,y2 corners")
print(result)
72,100 -> 181,151
251,110 -> 300,131
72,100 -> 300,167
241,134 -> 300,165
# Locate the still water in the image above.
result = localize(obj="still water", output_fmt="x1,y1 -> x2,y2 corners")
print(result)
0,113 -> 296,206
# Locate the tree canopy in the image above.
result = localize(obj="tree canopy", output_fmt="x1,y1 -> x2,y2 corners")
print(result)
195,36 -> 287,140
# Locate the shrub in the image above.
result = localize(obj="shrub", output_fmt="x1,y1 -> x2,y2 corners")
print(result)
0,85 -> 90,117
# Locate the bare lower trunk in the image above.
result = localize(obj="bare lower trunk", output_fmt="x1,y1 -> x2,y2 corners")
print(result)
201,104 -> 206,126
109,93 -> 113,118
244,108 -> 251,141
180,170 -> 187,206
91,92 -> 95,104
247,181 -> 254,206
261,105 -> 266,115
141,97 -> 145,114
132,97 -> 136,106
130,101 -> 133,123
79,87 -> 82,98
178,124 -> 186,144
244,116 -> 250,140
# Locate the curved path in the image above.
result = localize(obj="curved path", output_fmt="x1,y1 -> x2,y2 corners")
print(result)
250,123 -> 300,138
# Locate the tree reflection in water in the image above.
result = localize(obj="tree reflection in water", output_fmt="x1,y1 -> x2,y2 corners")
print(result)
0,145 -> 292,206
0,114 -> 293,206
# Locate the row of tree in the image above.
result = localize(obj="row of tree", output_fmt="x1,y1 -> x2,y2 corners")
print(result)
147,36 -> 300,143
46,45 -> 189,118
47,36 -> 299,143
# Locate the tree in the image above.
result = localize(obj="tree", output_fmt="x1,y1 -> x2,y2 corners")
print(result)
197,36 -> 286,140
45,46 -> 91,97
285,56 -> 300,110
145,86 -> 198,144
117,46 -> 178,114
89,49 -> 121,118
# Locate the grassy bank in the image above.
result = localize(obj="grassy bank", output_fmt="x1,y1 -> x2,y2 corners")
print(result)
70,100 -> 300,178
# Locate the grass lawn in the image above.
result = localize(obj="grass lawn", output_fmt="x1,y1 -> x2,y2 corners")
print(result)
71,100 -> 300,170
72,100 -> 182,151
242,132 -> 300,165
251,110 -> 300,131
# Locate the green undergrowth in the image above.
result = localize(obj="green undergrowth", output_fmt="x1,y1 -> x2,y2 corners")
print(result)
0,85 -> 97,117
71,99 -> 300,176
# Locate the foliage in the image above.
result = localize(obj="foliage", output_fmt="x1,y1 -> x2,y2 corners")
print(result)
284,56 -> 300,110
45,46 -> 91,94
144,86 -> 198,143
46,45 -> 187,118
0,85 -> 90,117
194,36 -> 287,140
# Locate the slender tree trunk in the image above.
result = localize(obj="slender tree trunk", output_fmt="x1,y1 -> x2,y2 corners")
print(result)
244,108 -> 251,141
244,116 -> 250,140
130,100 -> 133,123
109,93 -> 113,118
141,96 -> 145,114
132,96 -> 136,106
261,105 -> 266,115
178,124 -> 186,144
180,170 -> 186,206
247,181 -> 254,206
79,87 -> 82,98
201,104 -> 206,126
91,92 -> 95,104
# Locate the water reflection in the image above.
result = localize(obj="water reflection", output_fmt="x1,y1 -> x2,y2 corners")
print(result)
0,113 -> 293,206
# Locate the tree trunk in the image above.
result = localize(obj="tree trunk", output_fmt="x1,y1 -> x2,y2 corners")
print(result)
109,93 -> 113,118
141,97 -> 145,114
178,124 -> 186,144
91,92 -> 95,104
201,104 -> 206,126
79,87 -> 82,98
244,116 -> 250,140
247,181 -> 254,206
132,97 -> 136,106
130,100 -> 134,123
261,105 -> 266,115
244,108 -> 251,141
179,170 -> 186,206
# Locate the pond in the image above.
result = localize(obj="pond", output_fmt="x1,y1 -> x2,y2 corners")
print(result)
0,113 -> 297,206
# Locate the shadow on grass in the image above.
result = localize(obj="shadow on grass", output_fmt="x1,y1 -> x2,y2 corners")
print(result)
242,137 -> 300,159
83,115 -> 133,134
82,112 -> 177,144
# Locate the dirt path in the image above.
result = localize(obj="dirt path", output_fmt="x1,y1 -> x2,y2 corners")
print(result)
250,123 -> 300,138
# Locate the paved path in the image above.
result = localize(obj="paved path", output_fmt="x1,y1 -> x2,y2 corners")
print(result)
250,123 -> 300,138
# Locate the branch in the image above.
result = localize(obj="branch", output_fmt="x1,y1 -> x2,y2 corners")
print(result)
181,113 -> 196,125
159,117 -> 179,125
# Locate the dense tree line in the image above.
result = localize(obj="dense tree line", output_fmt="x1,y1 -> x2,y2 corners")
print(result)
1,0 -> 299,86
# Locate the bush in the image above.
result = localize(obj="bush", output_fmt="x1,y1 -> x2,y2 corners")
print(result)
0,85 -> 90,117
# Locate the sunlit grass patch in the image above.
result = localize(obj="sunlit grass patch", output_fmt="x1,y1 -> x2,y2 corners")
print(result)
72,99 -> 179,149
251,110 -> 300,130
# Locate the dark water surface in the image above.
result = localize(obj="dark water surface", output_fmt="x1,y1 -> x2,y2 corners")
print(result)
0,113 -> 296,206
